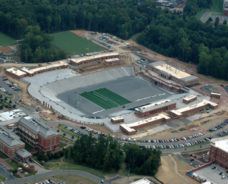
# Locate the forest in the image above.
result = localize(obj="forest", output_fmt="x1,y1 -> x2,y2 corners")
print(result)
65,134 -> 161,175
0,0 -> 227,79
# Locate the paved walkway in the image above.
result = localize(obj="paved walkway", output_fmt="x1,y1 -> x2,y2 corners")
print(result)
5,169 -> 102,184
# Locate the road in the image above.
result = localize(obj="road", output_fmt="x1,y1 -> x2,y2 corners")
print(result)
4,169 -> 103,184
52,118 -> 228,154
0,166 -> 14,181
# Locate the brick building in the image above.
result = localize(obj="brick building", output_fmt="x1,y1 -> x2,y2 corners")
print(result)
16,118 -> 60,153
209,136 -> 228,169
0,127 -> 25,158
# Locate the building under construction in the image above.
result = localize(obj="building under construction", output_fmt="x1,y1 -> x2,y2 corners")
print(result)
70,52 -> 122,71
149,61 -> 199,86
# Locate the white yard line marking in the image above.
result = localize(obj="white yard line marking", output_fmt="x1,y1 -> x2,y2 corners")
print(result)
136,95 -> 155,102
92,109 -> 105,114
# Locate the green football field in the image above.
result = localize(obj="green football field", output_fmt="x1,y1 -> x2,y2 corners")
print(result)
0,32 -> 16,46
51,31 -> 104,55
81,88 -> 130,109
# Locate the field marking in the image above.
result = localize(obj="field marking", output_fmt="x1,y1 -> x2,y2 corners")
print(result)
136,95 -> 156,101
136,93 -> 166,102
81,88 -> 130,109
92,109 -> 105,114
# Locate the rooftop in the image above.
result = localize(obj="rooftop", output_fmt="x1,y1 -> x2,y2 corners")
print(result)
152,61 -> 191,79
120,113 -> 170,133
211,136 -> 228,153
18,118 -> 58,138
6,67 -> 27,77
0,109 -> 26,122
16,149 -> 32,158
21,61 -> 68,75
0,127 -> 24,147
183,95 -> 197,102
170,100 -> 217,116
130,178 -> 153,184
105,58 -> 120,63
111,116 -> 124,121
70,52 -> 119,64
135,99 -> 174,113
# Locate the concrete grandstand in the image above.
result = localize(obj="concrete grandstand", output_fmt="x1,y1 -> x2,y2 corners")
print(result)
24,66 -> 173,123
23,63 -> 216,135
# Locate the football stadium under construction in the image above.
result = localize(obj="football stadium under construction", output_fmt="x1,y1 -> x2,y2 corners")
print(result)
6,51 -> 219,135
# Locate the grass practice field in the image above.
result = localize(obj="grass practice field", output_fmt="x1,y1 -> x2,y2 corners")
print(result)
51,31 -> 104,55
81,88 -> 130,109
0,32 -> 16,46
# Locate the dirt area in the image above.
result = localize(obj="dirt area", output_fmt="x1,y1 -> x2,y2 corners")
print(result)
86,124 -> 112,135
0,46 -> 14,54
71,30 -> 88,37
53,175 -> 95,184
156,155 -> 197,184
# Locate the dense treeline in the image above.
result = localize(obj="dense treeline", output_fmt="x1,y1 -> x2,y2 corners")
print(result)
184,0 -> 212,16
137,2 -> 228,80
0,0 -> 157,63
20,26 -> 66,63
125,144 -> 161,175
65,134 -> 161,175
0,0 -> 227,79
0,0 -> 156,39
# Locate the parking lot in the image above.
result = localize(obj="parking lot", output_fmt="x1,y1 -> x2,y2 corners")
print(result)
0,76 -> 20,95
191,164 -> 228,184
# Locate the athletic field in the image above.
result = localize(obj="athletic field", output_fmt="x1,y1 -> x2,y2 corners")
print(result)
51,31 -> 104,55
0,32 -> 16,46
81,88 -> 130,109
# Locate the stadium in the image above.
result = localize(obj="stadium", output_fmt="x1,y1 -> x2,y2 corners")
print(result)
24,66 -> 174,123
14,51 -> 217,134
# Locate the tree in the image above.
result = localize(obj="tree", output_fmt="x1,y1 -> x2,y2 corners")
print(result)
20,26 -> 66,63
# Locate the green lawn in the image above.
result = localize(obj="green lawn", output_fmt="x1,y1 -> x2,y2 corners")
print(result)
45,160 -> 104,178
5,159 -> 20,171
51,31 -> 104,55
81,88 -> 130,109
0,32 -> 16,46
